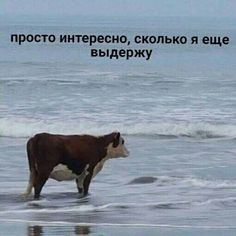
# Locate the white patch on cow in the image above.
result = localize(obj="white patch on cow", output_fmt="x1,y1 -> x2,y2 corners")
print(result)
50,164 -> 89,182
50,164 -> 77,181
92,157 -> 108,179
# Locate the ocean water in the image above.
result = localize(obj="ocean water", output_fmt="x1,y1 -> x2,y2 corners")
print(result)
0,16 -> 236,235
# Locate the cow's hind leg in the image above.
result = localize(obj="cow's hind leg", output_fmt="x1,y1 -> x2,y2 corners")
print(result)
33,170 -> 50,199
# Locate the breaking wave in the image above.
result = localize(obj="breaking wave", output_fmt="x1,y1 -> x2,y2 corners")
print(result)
127,175 -> 236,189
1,196 -> 236,215
0,117 -> 236,139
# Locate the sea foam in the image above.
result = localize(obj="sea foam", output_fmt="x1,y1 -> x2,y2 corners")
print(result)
0,117 -> 236,139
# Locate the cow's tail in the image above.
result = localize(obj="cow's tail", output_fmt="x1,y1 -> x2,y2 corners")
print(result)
22,135 -> 39,198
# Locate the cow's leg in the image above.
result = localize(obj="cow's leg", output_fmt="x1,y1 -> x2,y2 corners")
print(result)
33,170 -> 51,199
34,176 -> 48,199
75,179 -> 83,194
75,164 -> 90,195
83,171 -> 93,196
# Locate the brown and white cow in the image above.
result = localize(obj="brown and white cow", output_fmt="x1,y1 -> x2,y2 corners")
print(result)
23,132 -> 129,199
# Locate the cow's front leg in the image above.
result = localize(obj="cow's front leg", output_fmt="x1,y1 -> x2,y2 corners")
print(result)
83,170 -> 93,196
75,164 -> 90,195
75,179 -> 83,194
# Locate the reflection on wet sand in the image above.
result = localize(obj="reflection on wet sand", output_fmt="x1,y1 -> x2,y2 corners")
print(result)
27,225 -> 91,236
27,225 -> 43,236
74,225 -> 91,235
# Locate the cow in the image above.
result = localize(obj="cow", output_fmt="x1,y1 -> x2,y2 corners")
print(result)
23,132 -> 129,199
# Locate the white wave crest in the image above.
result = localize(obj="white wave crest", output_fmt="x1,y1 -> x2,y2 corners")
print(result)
0,117 -> 236,139
181,178 -> 236,189
196,197 -> 236,206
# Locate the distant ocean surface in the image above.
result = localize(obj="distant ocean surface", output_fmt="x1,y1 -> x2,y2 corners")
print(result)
0,16 -> 236,235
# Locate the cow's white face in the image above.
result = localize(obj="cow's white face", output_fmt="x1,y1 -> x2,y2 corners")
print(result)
106,132 -> 129,158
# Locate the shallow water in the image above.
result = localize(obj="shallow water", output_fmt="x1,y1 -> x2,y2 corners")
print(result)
1,136 -> 236,235
0,15 -> 236,235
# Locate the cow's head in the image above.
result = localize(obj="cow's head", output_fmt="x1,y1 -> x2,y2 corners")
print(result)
106,132 -> 129,158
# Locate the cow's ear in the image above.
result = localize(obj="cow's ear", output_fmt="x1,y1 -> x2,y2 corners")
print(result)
114,132 -> 120,140
112,132 -> 120,147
